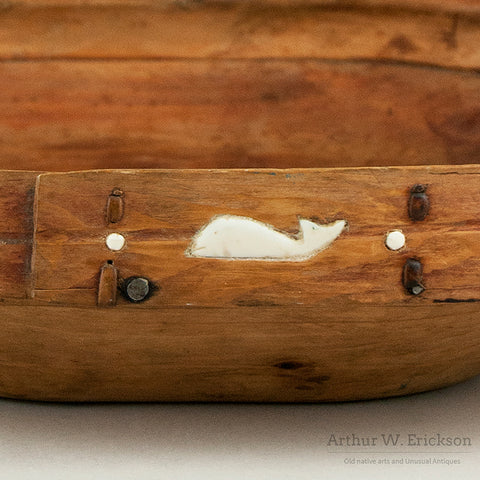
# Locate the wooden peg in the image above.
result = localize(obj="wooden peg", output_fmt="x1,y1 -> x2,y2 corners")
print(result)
402,258 -> 425,295
106,188 -> 124,224
408,184 -> 429,222
97,261 -> 118,307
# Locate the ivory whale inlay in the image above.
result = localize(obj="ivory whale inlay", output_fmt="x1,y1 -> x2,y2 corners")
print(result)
186,215 -> 347,261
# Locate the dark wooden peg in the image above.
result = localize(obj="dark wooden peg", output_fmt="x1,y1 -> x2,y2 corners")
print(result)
402,258 -> 425,295
408,184 -> 429,222
106,188 -> 124,224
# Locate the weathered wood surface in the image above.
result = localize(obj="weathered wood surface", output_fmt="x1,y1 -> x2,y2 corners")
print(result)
32,166 -> 480,307
1,302 -> 480,402
1,0 -> 479,172
0,171 -> 38,298
1,0 -> 480,69
1,61 -> 480,172
0,167 -> 479,401
0,0 -> 480,401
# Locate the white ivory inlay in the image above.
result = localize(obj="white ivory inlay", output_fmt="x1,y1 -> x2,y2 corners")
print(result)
385,230 -> 405,251
106,233 -> 126,251
185,215 -> 347,261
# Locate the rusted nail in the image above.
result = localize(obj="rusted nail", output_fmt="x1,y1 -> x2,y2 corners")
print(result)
120,276 -> 155,303
408,184 -> 429,222
97,260 -> 118,307
106,188 -> 124,224
402,258 -> 425,295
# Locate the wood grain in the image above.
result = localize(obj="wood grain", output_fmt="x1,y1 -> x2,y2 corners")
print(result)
0,301 -> 479,402
32,166 -> 480,307
1,61 -> 480,172
0,167 -> 479,401
0,0 -> 480,402
7,0 -> 480,10
0,171 -> 38,298
1,1 -> 480,69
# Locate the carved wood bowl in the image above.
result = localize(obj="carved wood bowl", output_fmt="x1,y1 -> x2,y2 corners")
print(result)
1,0 -> 480,401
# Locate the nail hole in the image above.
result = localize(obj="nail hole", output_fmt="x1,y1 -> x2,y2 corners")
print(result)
106,259 -> 114,265
106,233 -> 126,251
385,230 -> 405,251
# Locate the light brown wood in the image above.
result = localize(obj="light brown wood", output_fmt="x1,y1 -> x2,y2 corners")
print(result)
97,261 -> 118,307
1,1 -> 480,69
1,0 -> 480,402
1,61 -> 480,172
1,0 -> 479,173
0,171 -> 38,299
0,165 -> 476,401
32,166 -> 480,307
0,301 -> 479,402
7,0 -> 480,10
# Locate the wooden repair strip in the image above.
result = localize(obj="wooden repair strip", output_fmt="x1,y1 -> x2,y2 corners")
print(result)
32,166 -> 480,307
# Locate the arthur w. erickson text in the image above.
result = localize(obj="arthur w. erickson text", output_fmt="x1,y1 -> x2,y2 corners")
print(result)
327,433 -> 471,447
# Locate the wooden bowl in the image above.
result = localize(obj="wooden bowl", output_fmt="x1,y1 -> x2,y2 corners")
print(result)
0,0 -> 479,401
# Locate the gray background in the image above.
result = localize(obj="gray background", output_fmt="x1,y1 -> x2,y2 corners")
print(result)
1,375 -> 479,479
